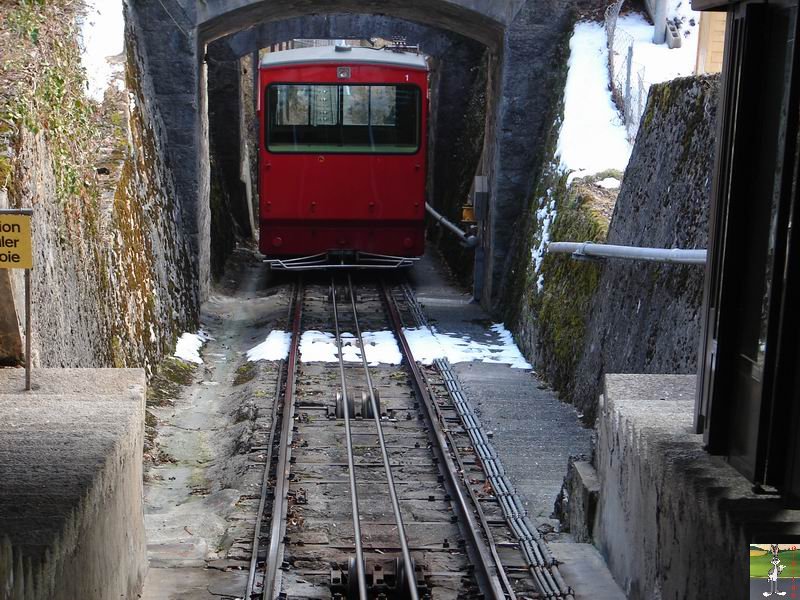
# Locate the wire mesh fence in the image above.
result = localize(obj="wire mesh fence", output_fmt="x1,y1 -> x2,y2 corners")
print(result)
604,0 -> 650,142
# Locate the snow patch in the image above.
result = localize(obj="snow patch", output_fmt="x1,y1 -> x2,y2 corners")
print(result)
530,191 -> 557,291
297,325 -> 531,370
299,330 -> 402,366
174,331 -> 212,364
596,177 -> 621,189
404,324 -> 532,370
247,330 -> 292,362
79,0 -> 125,102
557,22 -> 633,180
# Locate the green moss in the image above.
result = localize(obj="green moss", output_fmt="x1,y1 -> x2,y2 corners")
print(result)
1,1 -> 101,206
147,357 -> 196,406
233,362 -> 257,386
535,184 -> 607,393
503,19 -> 613,402
0,156 -> 12,190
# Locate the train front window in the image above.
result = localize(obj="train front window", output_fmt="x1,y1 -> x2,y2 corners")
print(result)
267,84 -> 420,154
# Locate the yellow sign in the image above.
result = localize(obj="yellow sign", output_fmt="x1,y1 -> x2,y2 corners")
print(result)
0,214 -> 32,269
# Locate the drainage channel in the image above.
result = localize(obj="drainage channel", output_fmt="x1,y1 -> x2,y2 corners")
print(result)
247,275 -> 545,599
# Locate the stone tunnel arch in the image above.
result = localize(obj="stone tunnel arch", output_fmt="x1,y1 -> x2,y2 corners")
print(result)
205,14 -> 491,281
128,0 -> 575,308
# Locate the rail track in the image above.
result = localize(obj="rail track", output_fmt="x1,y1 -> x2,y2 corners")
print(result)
245,274 -> 574,599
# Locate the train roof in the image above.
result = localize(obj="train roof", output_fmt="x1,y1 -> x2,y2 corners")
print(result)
260,46 -> 429,71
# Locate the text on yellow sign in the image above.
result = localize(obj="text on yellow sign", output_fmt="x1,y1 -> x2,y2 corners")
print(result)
0,215 -> 33,269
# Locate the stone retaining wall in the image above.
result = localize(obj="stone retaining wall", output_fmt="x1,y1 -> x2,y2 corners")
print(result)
0,12 -> 197,372
508,75 -> 719,423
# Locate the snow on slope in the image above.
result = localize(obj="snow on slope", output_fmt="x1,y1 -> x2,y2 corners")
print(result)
557,22 -> 633,181
79,0 -> 125,102
557,2 -> 700,181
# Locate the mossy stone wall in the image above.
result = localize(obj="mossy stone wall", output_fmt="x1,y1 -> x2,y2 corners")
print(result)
503,25 -> 611,403
571,75 -> 719,421
0,2 -> 197,373
507,74 -> 719,423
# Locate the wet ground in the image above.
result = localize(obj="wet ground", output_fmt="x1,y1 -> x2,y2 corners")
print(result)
142,252 -> 291,599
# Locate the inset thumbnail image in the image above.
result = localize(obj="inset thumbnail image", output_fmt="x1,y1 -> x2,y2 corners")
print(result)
750,545 -> 800,598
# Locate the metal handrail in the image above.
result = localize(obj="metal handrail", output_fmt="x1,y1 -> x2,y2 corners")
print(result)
548,241 -> 706,265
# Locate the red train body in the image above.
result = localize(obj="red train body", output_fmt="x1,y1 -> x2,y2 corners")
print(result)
257,46 -> 429,263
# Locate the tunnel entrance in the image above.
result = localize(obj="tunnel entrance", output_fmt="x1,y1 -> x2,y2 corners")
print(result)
129,0 -> 578,309
205,24 -> 489,283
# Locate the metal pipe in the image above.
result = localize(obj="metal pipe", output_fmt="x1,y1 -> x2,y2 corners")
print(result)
25,268 -> 31,392
652,0 -> 667,44
331,277 -> 369,600
548,241 -> 706,265
425,203 -> 478,247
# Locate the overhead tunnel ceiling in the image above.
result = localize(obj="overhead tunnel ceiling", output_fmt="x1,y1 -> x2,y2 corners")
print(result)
195,0 -> 513,49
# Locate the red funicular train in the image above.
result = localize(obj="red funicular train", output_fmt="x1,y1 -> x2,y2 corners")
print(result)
258,45 -> 429,268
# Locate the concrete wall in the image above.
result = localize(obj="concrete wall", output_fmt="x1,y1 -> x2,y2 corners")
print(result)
0,369 -> 147,600
585,374 -> 800,599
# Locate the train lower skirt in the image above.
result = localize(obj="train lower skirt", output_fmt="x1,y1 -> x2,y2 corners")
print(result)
259,221 -> 424,270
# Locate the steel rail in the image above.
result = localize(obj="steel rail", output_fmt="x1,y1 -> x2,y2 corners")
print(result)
378,281 -> 508,600
330,276 -> 369,600
245,359 -> 286,598
398,283 -> 572,598
262,279 -> 304,600
347,274 -> 420,600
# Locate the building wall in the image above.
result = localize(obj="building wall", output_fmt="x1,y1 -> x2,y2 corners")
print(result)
695,12 -> 726,74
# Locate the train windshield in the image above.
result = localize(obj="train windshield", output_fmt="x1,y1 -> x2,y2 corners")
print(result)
266,84 -> 421,154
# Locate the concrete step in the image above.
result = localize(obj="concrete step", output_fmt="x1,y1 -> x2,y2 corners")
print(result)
549,542 -> 627,599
